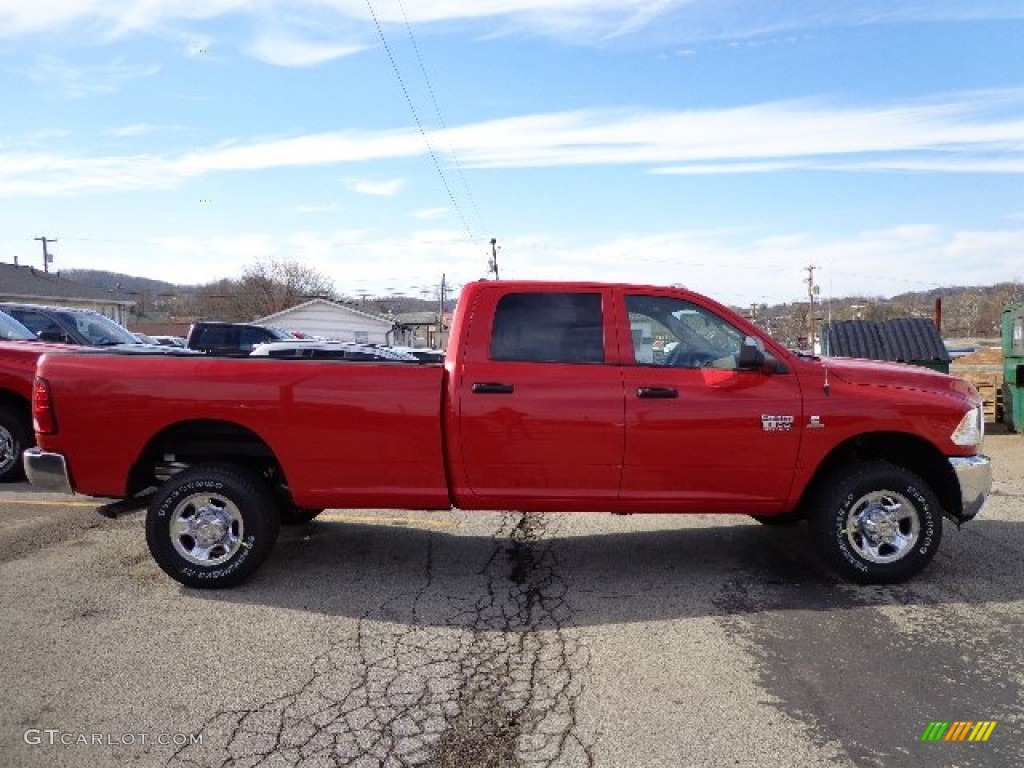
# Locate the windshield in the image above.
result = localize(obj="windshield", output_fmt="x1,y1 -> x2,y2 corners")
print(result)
63,311 -> 139,346
0,310 -> 36,341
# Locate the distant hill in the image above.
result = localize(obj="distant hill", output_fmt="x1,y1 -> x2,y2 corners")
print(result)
62,269 -> 188,298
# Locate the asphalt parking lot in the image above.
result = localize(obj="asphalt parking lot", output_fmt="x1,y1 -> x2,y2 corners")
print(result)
1,431 -> 1022,768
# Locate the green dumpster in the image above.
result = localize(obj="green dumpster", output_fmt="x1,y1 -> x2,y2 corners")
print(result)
1003,303 -> 1024,433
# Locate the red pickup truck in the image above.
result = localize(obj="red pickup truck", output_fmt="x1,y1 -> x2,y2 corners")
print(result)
25,281 -> 991,588
0,308 -> 69,482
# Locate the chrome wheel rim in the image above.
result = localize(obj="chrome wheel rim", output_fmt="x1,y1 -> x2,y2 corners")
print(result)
170,492 -> 244,567
0,426 -> 16,475
844,490 -> 920,564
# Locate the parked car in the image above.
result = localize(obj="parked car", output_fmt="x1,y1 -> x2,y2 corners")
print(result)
387,346 -> 445,363
186,321 -> 294,356
0,310 -> 66,481
250,340 -> 420,362
0,309 -> 36,342
151,335 -> 187,348
0,302 -> 141,347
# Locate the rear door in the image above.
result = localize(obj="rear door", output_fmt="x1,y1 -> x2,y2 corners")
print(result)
619,290 -> 803,512
455,288 -> 625,508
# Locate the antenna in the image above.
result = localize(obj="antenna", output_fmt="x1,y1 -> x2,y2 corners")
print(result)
488,237 -> 500,280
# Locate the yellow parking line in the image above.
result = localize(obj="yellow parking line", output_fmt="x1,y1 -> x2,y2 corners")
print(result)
319,512 -> 460,529
0,499 -> 101,508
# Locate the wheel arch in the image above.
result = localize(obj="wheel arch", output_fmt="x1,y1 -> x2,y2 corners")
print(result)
127,419 -> 289,498
0,388 -> 30,416
800,431 -> 961,520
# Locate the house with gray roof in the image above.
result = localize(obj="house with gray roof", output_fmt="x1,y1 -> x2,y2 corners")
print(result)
0,263 -> 134,325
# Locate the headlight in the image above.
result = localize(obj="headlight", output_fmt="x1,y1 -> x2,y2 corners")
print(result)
951,405 -> 984,447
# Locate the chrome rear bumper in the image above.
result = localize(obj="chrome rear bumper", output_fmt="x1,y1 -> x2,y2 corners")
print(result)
23,447 -> 73,495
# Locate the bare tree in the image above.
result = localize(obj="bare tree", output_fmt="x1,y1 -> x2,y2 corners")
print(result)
193,259 -> 337,321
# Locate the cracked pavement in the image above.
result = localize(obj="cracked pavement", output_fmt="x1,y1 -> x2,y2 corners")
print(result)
168,513 -> 591,768
1,432 -> 1022,767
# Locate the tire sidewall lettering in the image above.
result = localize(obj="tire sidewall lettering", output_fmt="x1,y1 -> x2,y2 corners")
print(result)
810,463 -> 943,584
147,466 -> 277,588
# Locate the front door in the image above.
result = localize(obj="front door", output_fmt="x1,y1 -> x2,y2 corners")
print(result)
619,291 -> 803,512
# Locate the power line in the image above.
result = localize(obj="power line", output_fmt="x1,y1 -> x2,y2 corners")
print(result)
396,0 -> 485,236
364,0 -> 476,243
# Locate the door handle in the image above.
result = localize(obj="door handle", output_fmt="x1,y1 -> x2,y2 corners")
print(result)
636,387 -> 678,399
472,382 -> 515,394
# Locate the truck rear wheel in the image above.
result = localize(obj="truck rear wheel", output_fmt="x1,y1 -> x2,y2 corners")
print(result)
807,462 -> 942,584
0,405 -> 30,483
146,464 -> 280,588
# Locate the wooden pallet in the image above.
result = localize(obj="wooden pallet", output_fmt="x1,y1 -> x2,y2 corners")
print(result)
968,379 -> 1001,422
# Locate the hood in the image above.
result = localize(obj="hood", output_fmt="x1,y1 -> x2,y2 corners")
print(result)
820,356 -> 977,401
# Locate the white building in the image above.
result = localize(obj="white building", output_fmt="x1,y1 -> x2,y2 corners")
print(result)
257,299 -> 410,345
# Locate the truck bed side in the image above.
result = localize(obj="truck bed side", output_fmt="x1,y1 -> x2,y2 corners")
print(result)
35,353 -> 450,509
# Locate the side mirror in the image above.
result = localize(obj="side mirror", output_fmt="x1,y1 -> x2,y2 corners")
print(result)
738,335 -> 771,372
37,330 -> 68,343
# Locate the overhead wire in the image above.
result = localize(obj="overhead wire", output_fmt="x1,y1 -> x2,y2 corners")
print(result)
364,0 -> 479,245
396,0 -> 485,238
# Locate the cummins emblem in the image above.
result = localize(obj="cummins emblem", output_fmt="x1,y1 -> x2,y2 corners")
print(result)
761,414 -> 795,432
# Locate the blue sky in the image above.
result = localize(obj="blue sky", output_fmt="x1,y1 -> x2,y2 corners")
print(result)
0,1 -> 1022,306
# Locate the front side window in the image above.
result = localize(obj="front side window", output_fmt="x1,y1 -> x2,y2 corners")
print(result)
626,295 -> 745,369
491,292 -> 604,364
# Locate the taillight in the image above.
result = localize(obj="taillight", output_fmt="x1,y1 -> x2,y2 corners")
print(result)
32,376 -> 57,435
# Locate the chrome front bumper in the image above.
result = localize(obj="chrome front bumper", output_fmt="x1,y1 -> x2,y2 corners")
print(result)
23,447 -> 74,495
948,454 -> 992,522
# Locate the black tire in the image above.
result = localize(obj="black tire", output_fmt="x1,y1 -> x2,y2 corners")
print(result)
807,461 -> 942,584
0,405 -> 31,483
146,464 -> 280,588
279,506 -> 324,525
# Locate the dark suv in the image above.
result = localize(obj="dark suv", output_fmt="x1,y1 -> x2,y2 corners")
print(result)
0,303 -> 141,347
186,321 -> 294,356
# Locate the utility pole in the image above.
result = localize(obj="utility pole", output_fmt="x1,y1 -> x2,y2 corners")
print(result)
804,264 -> 819,352
488,237 -> 500,280
35,236 -> 57,273
436,273 -> 447,349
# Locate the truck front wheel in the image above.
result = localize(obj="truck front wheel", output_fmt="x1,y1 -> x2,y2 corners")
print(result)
146,464 -> 280,588
807,462 -> 943,584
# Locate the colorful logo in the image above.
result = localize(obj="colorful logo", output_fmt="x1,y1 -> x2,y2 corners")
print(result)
921,721 -> 997,742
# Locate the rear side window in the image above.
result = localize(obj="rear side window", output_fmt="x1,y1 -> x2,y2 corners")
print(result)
238,327 -> 273,352
490,292 -> 604,364
196,326 -> 233,348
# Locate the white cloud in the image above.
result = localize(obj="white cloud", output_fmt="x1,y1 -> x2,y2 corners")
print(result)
2,92 -> 1022,196
246,30 -> 367,67
22,55 -> 161,98
2,1 -> 1021,49
347,178 -> 406,196
46,222 -> 1024,304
